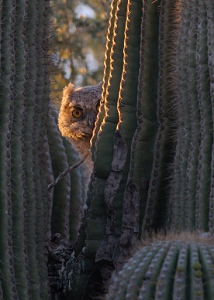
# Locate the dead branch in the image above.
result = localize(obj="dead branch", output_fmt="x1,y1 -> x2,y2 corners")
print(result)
47,150 -> 90,191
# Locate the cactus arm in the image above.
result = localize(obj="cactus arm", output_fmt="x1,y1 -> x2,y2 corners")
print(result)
138,243 -> 169,300
11,0 -> 30,298
128,0 -> 159,224
24,1 -> 42,297
91,0 -> 118,153
43,135 -> 54,240
198,246 -> 214,298
195,0 -> 212,231
102,0 -> 118,101
189,245 -> 204,299
206,0 -> 214,231
105,245 -> 160,300
155,244 -> 180,300
92,0 -> 127,176
104,235 -> 214,300
62,137 -> 84,242
143,0 -> 181,231
1,0 -> 51,297
95,0 -> 142,265
168,0 -> 213,232
172,1 -> 192,229
125,245 -> 161,299
47,109 -> 70,239
0,0 -> 1,64
119,0 -> 160,259
50,105 -> 84,242
32,1 -> 50,297
168,1 -> 192,230
184,0 -> 199,230
0,0 -> 19,298
79,0 -> 128,260
42,0 -> 52,241
67,1 -> 130,297
173,245 -> 189,300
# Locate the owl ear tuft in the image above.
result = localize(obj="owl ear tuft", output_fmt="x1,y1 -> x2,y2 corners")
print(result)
61,82 -> 75,108
58,83 -> 75,137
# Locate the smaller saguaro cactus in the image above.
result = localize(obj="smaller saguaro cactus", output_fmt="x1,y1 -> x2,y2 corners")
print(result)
105,233 -> 214,300
47,106 -> 85,242
0,0 -> 51,298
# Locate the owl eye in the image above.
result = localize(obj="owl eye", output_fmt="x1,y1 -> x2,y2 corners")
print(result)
72,108 -> 83,118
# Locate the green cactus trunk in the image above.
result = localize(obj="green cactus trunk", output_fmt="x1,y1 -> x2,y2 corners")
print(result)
64,0 -> 214,298
142,0 -> 181,232
0,0 -> 51,298
168,0 -> 214,232
2,0 -> 214,299
66,0 -> 160,297
47,106 -> 84,242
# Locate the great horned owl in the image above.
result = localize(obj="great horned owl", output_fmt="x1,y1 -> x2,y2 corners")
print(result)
58,82 -> 102,170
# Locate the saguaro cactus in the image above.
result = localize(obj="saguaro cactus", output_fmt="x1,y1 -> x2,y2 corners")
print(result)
167,0 -> 214,232
64,0 -> 214,298
105,233 -> 214,300
47,107 -> 85,242
65,0 -> 160,298
0,0 -> 91,298
0,0 -> 51,298
1,0 -> 214,299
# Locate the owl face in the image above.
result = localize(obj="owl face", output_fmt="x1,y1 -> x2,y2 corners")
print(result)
58,83 -> 102,142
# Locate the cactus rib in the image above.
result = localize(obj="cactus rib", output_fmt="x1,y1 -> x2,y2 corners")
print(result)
143,0 -> 181,231
205,0 -> 214,232
184,0 -> 199,230
126,0 -> 159,232
47,108 -> 70,239
105,235 -> 214,300
195,0 -> 213,230
0,0 -> 19,297
168,0 -> 192,230
11,0 -> 30,298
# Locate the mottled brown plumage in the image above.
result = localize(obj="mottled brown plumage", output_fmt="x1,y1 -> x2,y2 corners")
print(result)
58,82 -> 102,170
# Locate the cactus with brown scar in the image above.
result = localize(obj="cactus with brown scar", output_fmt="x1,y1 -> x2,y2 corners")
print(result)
1,0 -> 214,299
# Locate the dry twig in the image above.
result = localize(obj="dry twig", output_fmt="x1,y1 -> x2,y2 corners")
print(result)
47,150 -> 90,191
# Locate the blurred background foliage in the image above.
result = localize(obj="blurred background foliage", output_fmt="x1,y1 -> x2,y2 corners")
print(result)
49,0 -> 110,107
